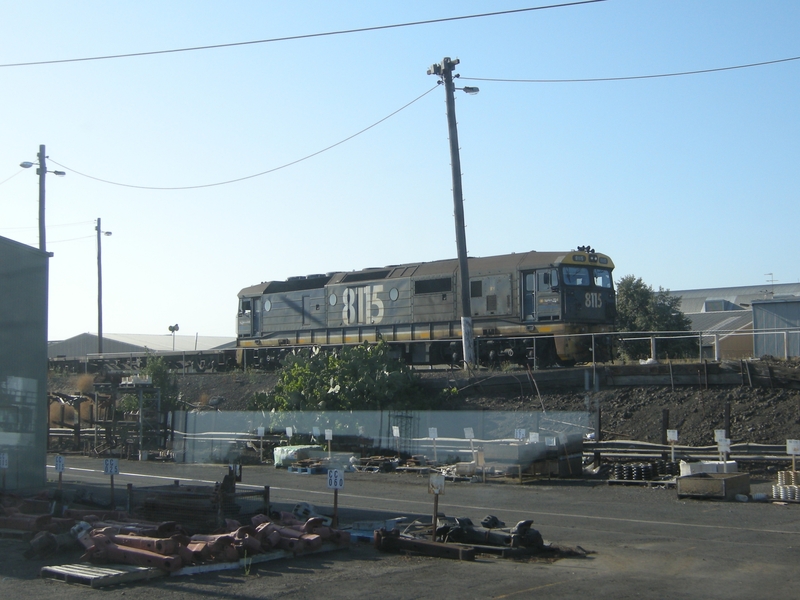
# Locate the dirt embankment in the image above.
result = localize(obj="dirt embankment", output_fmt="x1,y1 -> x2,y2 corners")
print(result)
48,363 -> 800,447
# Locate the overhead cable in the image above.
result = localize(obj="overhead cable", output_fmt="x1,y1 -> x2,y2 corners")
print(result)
0,2 -> 606,68
50,84 -> 440,190
461,55 -> 800,83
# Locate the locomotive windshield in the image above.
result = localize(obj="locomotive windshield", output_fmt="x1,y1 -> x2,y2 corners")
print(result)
562,266 -> 613,288
593,268 -> 613,288
562,266 -> 590,286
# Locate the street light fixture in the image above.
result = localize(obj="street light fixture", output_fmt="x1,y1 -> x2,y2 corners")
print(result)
96,219 -> 112,353
168,324 -> 180,351
427,57 -> 479,368
19,144 -> 65,252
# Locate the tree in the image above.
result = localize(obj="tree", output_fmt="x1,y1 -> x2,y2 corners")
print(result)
615,275 -> 694,360
116,353 -> 180,414
247,341 -> 428,411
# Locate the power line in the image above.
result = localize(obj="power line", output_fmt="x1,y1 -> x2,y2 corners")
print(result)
0,170 -> 25,186
461,55 -> 800,83
0,1 -> 607,68
0,220 -> 94,231
50,84 -> 441,190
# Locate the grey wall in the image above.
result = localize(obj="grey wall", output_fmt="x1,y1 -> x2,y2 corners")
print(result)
0,237 -> 48,490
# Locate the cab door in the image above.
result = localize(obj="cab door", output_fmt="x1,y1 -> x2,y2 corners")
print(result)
522,269 -> 560,322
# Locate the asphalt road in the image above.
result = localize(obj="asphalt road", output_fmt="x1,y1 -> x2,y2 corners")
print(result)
2,456 -> 799,599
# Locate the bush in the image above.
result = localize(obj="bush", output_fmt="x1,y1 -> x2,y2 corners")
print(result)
247,341 -> 430,411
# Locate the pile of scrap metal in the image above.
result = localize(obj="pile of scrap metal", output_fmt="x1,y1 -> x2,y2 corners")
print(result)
26,509 -> 351,573
352,456 -> 400,473
375,515 -> 585,561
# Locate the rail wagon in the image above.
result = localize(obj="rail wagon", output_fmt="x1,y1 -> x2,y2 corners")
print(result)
236,248 -> 616,366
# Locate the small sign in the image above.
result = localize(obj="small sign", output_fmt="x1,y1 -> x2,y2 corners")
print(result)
429,474 -> 445,495
717,438 -> 731,453
666,429 -> 678,443
514,428 -> 526,441
103,458 -> 119,475
428,427 -> 438,439
392,426 -> 400,438
55,455 -> 65,473
545,437 -> 557,447
0,453 -> 8,469
257,426 -> 265,438
312,427 -> 321,437
529,432 -> 540,443
787,439 -> 800,455
327,469 -> 344,490
325,428 -> 333,441
714,429 -> 727,442
464,427 -> 474,439
285,426 -> 293,438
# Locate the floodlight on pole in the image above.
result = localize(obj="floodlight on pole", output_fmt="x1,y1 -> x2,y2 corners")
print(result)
19,144 -> 65,253
169,324 -> 180,351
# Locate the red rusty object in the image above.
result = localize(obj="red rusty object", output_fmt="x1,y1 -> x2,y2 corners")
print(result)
0,513 -> 52,531
219,544 -> 240,562
278,536 -> 306,553
237,534 -> 262,555
83,537 -> 183,572
262,530 -> 281,549
299,533 -> 322,551
114,534 -> 180,555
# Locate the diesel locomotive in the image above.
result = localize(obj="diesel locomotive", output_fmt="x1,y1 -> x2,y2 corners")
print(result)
237,248 -> 616,367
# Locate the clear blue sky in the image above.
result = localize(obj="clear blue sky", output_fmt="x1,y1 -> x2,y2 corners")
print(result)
1,1 -> 797,341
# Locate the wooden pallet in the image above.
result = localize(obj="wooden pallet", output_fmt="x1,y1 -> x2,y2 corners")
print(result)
40,563 -> 165,588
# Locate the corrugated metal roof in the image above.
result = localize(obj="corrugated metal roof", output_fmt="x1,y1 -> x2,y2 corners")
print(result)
687,312 -> 753,334
48,333 -> 235,359
673,283 -> 800,313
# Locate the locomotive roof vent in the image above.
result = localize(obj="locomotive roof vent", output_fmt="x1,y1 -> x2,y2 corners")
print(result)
287,275 -> 307,281
306,273 -> 326,278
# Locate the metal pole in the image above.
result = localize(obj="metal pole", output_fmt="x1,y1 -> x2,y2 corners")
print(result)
97,218 -> 103,353
38,145 -> 47,252
429,57 -> 474,367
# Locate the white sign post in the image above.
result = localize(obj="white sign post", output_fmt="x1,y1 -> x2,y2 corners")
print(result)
429,428 -> 438,464
429,474 -> 445,537
54,454 -> 65,489
257,427 -> 265,463
325,428 -> 333,458
717,438 -> 731,471
666,429 -> 678,463
392,425 -> 400,456
464,427 -> 475,463
103,458 -> 119,506
327,468 -> 343,528
787,439 -> 800,471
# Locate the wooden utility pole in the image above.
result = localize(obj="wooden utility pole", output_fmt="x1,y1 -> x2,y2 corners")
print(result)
428,57 -> 476,367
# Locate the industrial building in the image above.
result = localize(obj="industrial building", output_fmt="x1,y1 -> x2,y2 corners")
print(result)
0,236 -> 48,490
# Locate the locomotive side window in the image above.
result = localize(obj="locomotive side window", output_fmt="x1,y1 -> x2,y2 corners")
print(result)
471,280 -> 482,298
240,298 -> 252,316
593,269 -> 612,288
563,267 -> 589,286
415,278 -> 452,294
